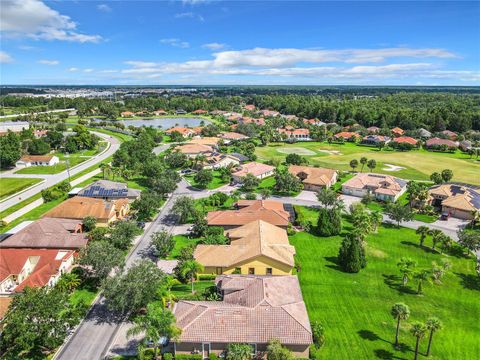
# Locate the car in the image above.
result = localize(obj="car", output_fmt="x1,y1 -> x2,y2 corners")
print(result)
440,212 -> 450,221
137,221 -> 146,229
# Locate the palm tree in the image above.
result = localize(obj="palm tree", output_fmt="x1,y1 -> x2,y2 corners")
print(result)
111,166 -> 122,181
397,257 -> 417,286
127,302 -> 181,359
425,317 -> 443,356
416,226 -> 430,247
410,321 -> 428,360
349,159 -> 359,172
55,272 -> 81,293
429,229 -> 443,251
260,187 -> 272,200
367,159 -> 377,172
360,157 -> 368,172
158,276 -> 181,308
439,235 -> 453,254
470,210 -> 480,227
391,303 -> 410,347
414,269 -> 430,294
180,260 -> 204,294
370,211 -> 383,233
100,163 -> 111,180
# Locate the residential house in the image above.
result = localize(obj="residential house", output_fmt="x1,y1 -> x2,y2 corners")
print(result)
418,128 -> 432,138
342,173 -> 407,202
77,180 -> 141,201
303,118 -> 325,126
441,130 -> 458,140
176,109 -> 187,115
391,127 -> 405,137
188,137 -> 221,147
278,127 -> 311,141
195,220 -> 295,275
239,117 -> 266,126
367,126 -> 380,134
228,152 -> 250,163
207,200 -> 290,229
244,104 -> 256,111
33,129 -> 49,138
361,135 -> 390,146
231,162 -> 275,182
16,155 -> 59,167
43,196 -> 130,226
175,143 -> 214,157
0,218 -> 87,250
260,109 -> 280,117
427,184 -> 480,220
334,131 -> 361,141
425,137 -> 458,150
192,109 -> 208,115
153,109 -> 168,116
203,153 -> 240,170
393,136 -> 418,146
218,132 -> 249,143
165,127 -> 196,138
121,111 -> 135,117
172,275 -> 312,358
289,165 -> 338,191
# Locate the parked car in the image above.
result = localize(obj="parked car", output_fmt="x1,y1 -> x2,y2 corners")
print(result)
440,212 -> 450,221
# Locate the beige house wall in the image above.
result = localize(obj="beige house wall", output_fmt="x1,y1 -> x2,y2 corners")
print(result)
200,255 -> 293,276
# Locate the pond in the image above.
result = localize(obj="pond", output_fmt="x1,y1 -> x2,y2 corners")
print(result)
117,117 -> 210,128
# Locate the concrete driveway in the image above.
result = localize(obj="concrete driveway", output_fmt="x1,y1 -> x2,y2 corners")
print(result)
295,190 -> 318,202
339,194 -> 361,210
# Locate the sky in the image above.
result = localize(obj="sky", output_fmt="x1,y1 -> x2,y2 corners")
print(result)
0,0 -> 479,86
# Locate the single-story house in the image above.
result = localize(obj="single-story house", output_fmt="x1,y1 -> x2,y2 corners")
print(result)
228,152 -> 250,163
43,196 -> 130,226
342,173 -> 407,202
203,153 -> 240,170
0,217 -> 87,250
278,128 -> 311,141
239,117 -> 266,126
195,220 -> 295,276
188,137 -> 221,147
77,180 -> 141,201
367,126 -> 380,134
425,137 -> 458,150
393,136 -> 418,146
289,165 -> 338,191
176,109 -> 187,115
16,155 -> 59,167
121,111 -> 135,117
207,200 -> 290,229
153,109 -> 168,116
361,135 -> 390,146
391,127 -> 405,137
303,118 -> 325,126
0,248 -> 75,295
418,128 -> 432,138
218,132 -> 249,142
231,162 -> 275,182
441,130 -> 458,140
427,184 -> 480,220
334,131 -> 361,141
172,275 -> 312,358
165,127 -> 196,138
175,143 -> 214,157
33,129 -> 48,138
244,104 -> 256,111
192,109 -> 208,115
260,109 -> 281,117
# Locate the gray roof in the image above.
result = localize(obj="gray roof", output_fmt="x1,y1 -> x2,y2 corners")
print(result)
78,180 -> 141,199
229,152 -> 249,162
418,128 -> 432,137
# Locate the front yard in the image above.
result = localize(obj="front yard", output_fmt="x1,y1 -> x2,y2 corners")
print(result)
0,177 -> 42,200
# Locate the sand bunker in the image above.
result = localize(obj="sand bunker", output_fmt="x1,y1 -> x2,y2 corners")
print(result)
383,163 -> 406,172
318,149 -> 342,155
277,147 -> 316,156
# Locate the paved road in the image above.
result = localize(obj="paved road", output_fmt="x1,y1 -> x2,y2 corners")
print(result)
0,131 -> 120,212
0,108 -> 75,119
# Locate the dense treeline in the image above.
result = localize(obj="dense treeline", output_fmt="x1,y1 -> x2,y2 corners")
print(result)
2,91 -> 480,131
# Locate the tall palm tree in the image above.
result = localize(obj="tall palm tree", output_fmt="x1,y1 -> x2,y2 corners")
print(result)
414,269 -> 430,294
127,302 -> 181,359
180,260 -> 204,294
425,317 -> 443,357
158,276 -> 181,308
397,257 -> 417,286
439,235 -> 453,254
416,226 -> 430,247
360,157 -> 368,172
55,272 -> 81,293
370,211 -> 383,233
410,321 -> 428,360
100,163 -> 111,180
429,229 -> 443,251
470,210 -> 480,227
391,303 -> 410,347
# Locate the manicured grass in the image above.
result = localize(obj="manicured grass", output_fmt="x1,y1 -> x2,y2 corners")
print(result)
89,127 -> 134,142
413,212 -> 438,223
76,172 -> 148,191
0,177 -> 42,200
171,281 -> 215,299
168,235 -> 201,260
255,142 -> 480,184
194,196 -> 236,213
184,170 -> 228,190
333,173 -> 354,192
289,217 -> 480,360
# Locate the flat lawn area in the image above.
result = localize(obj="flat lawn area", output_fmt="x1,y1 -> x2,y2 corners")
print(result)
171,281 -> 215,299
255,142 -> 480,184
168,235 -> 201,260
290,215 -> 480,359
184,170 -> 228,190
0,178 -> 42,200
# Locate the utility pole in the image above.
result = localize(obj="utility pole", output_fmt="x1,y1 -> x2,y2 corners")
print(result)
65,154 -> 71,183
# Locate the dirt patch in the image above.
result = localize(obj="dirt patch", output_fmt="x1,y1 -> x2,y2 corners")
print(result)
382,163 -> 406,172
368,247 -> 387,258
318,149 -> 343,155
277,147 -> 316,156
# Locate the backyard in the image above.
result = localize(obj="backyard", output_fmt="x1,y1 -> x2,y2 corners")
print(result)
255,142 -> 480,184
184,170 -> 228,190
0,178 -> 42,200
290,207 -> 480,360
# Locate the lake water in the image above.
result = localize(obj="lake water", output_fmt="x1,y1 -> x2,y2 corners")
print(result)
117,117 -> 210,128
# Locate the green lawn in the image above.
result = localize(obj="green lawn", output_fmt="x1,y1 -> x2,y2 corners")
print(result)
290,212 -> 480,360
0,178 -> 42,200
255,142 -> 480,184
168,235 -> 201,260
184,170 -> 228,190
171,281 -> 215,300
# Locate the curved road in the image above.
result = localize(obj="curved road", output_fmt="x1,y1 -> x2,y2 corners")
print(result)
0,131 -> 120,212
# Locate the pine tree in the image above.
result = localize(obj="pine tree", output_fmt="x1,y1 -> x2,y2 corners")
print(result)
338,233 -> 366,273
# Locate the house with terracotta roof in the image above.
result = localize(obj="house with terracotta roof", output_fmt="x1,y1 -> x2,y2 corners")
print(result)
175,143 -> 214,157
218,131 -> 249,143
244,104 -> 256,111
425,137 -> 458,150
192,109 -> 208,115
165,127 -> 196,138
0,248 -> 75,295
441,130 -> 458,140
427,184 -> 480,220
43,196 -> 130,226
289,165 -> 338,191
16,155 -> 59,167
367,126 -> 380,133
203,153 -> 240,170
239,117 -> 266,126
121,111 -> 135,117
260,109 -> 281,117
278,127 -> 311,141
231,162 -> 275,183
172,274 -> 312,358
342,173 -> 407,202
153,109 -> 168,116
207,200 -> 290,229
303,118 -> 325,126
195,220 -> 295,276
361,135 -> 390,146
187,137 -> 220,147
391,127 -> 405,137
334,131 -> 361,142
0,218 -> 87,250
33,129 -> 49,138
393,136 -> 418,146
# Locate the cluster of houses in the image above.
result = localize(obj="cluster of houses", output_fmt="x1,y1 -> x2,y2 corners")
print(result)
0,180 -> 140,319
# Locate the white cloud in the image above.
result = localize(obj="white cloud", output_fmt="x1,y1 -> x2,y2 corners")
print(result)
202,42 -> 226,50
175,12 -> 204,21
97,4 -> 112,12
0,51 -> 14,63
18,45 -> 38,51
182,0 -> 210,5
38,59 -> 59,65
0,0 -> 102,43
160,38 -> 190,48
83,68 -> 94,73
68,67 -> 79,72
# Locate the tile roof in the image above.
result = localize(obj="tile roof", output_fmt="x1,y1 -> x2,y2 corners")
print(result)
334,131 -> 360,139
425,137 -> 458,147
195,220 -> 295,268
207,200 -> 290,227
393,136 -> 418,145
219,132 -> 249,140
278,128 -> 310,136
187,137 -> 221,146
289,165 -> 337,187
429,184 -> 480,211
0,218 -> 87,249
173,275 -> 312,345
165,127 -> 196,136
391,127 -> 405,135
176,143 -> 213,155
43,196 -> 129,222
343,173 -> 406,197
19,155 -> 55,162
232,162 -> 275,178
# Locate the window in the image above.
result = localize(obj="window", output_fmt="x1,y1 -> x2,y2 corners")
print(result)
266,268 -> 273,275
249,344 -> 257,355
248,268 -> 255,275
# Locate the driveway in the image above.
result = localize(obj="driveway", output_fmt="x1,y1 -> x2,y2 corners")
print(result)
339,194 -> 361,210
295,190 -> 318,202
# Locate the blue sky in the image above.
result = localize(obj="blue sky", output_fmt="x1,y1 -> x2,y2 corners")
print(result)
1,0 -> 479,85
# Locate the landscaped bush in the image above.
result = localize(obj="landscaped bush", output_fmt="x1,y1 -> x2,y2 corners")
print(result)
175,354 -> 202,360
209,353 -> 220,360
163,352 -> 174,360
197,274 -> 217,281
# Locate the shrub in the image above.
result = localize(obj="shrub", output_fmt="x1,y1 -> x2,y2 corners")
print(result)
164,353 -> 174,360
317,208 -> 342,236
311,321 -> 326,348
338,233 -> 367,273
175,354 -> 202,360
209,353 -> 220,360
197,274 -> 217,281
